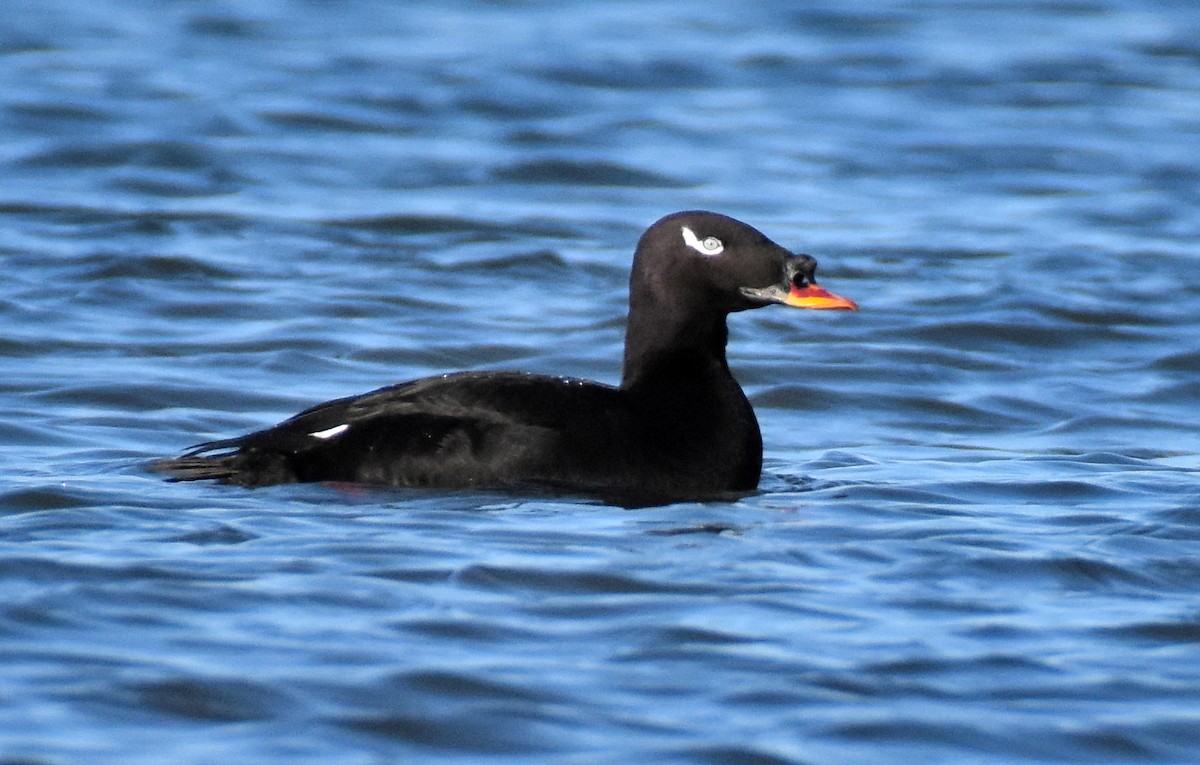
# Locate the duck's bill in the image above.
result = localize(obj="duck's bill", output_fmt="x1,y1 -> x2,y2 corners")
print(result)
741,283 -> 858,310
784,284 -> 858,310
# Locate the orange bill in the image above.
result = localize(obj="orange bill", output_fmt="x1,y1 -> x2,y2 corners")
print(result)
784,284 -> 858,310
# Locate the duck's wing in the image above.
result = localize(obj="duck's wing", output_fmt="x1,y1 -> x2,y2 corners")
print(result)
151,371 -> 630,489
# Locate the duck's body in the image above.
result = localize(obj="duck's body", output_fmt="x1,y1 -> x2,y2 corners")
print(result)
153,211 -> 855,502
158,367 -> 759,500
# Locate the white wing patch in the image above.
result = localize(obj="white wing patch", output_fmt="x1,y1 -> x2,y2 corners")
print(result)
681,226 -> 724,256
309,423 -> 349,440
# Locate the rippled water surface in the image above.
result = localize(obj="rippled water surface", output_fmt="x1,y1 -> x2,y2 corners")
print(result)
3,1 -> 1200,763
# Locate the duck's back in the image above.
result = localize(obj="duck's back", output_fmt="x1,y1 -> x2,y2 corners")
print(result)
154,372 -> 639,490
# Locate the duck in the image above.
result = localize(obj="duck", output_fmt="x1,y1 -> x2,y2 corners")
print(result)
152,210 -> 856,503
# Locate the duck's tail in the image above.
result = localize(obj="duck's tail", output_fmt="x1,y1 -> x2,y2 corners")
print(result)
148,439 -> 251,484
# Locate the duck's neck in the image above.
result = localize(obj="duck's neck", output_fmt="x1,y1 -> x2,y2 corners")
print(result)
620,292 -> 731,391
618,289 -> 763,491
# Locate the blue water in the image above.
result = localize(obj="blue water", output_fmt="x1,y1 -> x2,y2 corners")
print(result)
3,0 -> 1199,762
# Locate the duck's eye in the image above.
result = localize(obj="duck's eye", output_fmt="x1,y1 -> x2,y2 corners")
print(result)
681,226 -> 725,256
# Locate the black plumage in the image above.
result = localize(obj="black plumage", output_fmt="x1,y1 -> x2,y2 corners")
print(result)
152,211 -> 856,502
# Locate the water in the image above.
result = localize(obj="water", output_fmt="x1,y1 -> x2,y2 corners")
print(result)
2,0 -> 1199,762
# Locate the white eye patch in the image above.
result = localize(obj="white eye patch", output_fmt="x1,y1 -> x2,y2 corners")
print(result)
681,226 -> 724,256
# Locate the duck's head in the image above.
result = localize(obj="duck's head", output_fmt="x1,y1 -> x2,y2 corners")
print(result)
631,210 -> 857,314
